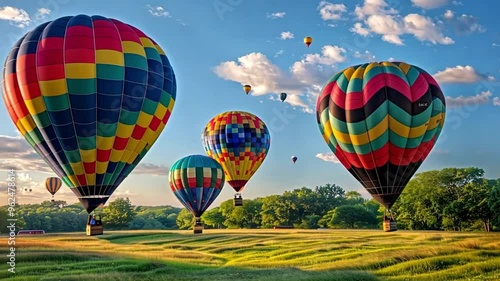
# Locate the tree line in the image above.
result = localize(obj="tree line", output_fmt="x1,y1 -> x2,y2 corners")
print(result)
1,167 -> 499,233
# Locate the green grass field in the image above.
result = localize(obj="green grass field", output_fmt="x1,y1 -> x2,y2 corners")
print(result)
2,229 -> 500,281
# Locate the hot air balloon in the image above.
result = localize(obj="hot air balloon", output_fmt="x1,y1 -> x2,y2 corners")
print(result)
169,154 -> 225,234
243,85 -> 251,95
2,15 -> 177,215
304,37 -> 312,47
202,111 -> 270,206
316,61 -> 446,232
280,92 -> 287,102
291,156 -> 297,163
45,177 -> 62,201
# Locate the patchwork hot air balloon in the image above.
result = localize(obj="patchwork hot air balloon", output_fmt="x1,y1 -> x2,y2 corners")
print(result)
291,156 -> 297,163
243,85 -> 251,95
169,154 -> 225,234
304,37 -> 312,47
316,61 -> 446,231
202,111 -> 270,206
280,92 -> 287,102
2,15 -> 177,213
45,177 -> 62,201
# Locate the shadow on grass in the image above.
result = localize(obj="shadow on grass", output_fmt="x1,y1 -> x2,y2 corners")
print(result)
0,251 -> 380,281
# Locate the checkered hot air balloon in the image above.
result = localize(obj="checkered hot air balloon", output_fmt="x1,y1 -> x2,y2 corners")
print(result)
169,154 -> 225,233
45,177 -> 62,201
316,61 -> 446,230
202,111 -> 270,206
2,15 -> 176,213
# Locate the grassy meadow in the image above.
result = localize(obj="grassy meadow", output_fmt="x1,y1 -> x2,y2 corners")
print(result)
1,229 -> 500,281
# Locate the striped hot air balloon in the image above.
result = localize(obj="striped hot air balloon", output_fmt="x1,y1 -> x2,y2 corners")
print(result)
316,61 -> 446,231
2,15 -> 177,213
202,111 -> 270,206
45,177 -> 62,201
169,154 -> 225,234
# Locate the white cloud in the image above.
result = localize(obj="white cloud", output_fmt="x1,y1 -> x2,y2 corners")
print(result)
434,65 -> 495,84
133,163 -> 169,176
318,1 -> 347,21
353,50 -> 376,61
493,97 -> 500,106
267,12 -> 286,19
350,0 -> 454,45
34,8 -> 50,20
0,6 -> 30,28
274,49 -> 284,57
411,0 -> 449,9
280,31 -> 294,40
443,10 -> 454,19
0,135 -> 169,176
388,57 -> 396,61
354,0 -> 398,20
452,1 -> 463,5
147,5 -> 170,17
403,14 -> 454,45
350,22 -> 371,36
213,46 -> 347,113
365,14 -> 405,45
316,153 -> 341,164
446,91 -> 492,108
493,43 -> 500,48
446,14 -> 485,34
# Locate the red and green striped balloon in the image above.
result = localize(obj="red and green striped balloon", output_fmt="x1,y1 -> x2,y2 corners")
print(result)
169,155 -> 225,218
2,15 -> 176,213
316,61 -> 446,209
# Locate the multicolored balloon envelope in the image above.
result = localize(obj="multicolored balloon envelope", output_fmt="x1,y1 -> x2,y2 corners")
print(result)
202,111 -> 270,203
169,154 -> 225,219
2,15 -> 177,213
316,61 -> 446,211
45,177 -> 62,199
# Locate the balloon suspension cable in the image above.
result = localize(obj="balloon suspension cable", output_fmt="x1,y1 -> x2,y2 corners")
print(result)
384,209 -> 394,221
194,217 -> 202,226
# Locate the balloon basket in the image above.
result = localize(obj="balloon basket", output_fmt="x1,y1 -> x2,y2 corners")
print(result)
193,217 -> 203,234
193,225 -> 203,234
382,209 -> 397,232
86,215 -> 103,236
234,194 -> 243,206
86,225 -> 104,236
383,220 -> 397,232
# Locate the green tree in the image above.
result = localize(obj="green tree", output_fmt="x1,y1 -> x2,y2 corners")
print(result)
329,205 -> 378,229
488,179 -> 500,229
345,191 -> 364,205
102,197 -> 136,229
176,208 -> 194,229
201,207 -> 225,228
221,199 -> 263,228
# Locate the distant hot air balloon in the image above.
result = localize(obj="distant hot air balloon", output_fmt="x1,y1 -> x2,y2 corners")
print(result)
291,156 -> 297,163
304,37 -> 312,47
280,92 -> 287,102
45,177 -> 62,201
2,15 -> 177,214
316,61 -> 446,232
243,85 -> 252,95
169,154 -> 225,234
202,111 -> 270,206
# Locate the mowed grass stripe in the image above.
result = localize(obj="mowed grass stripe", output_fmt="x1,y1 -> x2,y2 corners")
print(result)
3,229 -> 500,281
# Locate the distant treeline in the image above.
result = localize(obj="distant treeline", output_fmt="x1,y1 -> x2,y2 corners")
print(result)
1,167 -> 499,233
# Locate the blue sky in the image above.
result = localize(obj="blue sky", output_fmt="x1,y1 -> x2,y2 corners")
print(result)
0,0 -> 499,209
